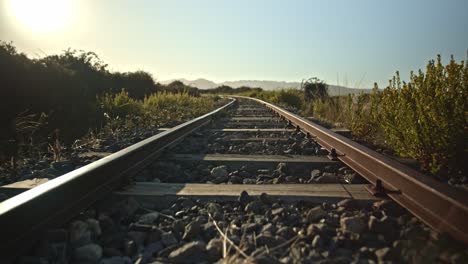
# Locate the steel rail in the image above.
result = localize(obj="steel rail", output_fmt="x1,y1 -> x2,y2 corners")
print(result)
0,99 -> 235,259
237,96 -> 468,244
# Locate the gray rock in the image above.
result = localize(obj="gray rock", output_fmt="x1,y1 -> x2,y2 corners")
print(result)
373,200 -> 405,216
336,199 -> 356,209
211,166 -> 228,178
182,221 -> 201,241
123,240 -> 137,257
341,215 -> 366,234
254,255 -> 282,264
87,218 -> 102,238
375,247 -> 395,262
310,169 -> 321,180
243,178 -> 257,184
212,175 -> 228,184
120,198 -> 140,217
271,207 -> 285,216
255,233 -> 277,247
243,222 -> 260,233
138,212 -> 160,224
142,242 -> 164,260
306,206 -> 327,222
314,172 -> 338,183
161,232 -> 178,247
230,175 -> 242,184
276,226 -> 295,239
100,256 -> 132,264
206,202 -> 222,216
74,243 -> 102,263
127,231 -> 146,247
368,215 -> 396,240
245,200 -> 263,214
206,238 -> 223,259
275,161 -> 287,172
168,241 -> 207,263
69,220 -> 91,247
51,160 -> 74,172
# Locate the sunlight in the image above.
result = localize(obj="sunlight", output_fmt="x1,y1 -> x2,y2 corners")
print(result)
6,0 -> 73,33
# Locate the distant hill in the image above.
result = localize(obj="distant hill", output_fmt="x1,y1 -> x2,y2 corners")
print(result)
160,78 -> 371,96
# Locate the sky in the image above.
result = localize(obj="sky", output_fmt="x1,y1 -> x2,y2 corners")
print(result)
1,0 -> 467,88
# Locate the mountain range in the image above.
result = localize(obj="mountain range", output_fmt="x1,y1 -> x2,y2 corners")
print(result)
160,78 -> 371,96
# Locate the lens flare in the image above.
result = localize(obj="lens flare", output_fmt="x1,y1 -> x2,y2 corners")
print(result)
6,0 -> 72,33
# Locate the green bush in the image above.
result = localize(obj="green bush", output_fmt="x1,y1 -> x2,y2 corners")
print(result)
379,56 -> 467,176
244,89 -> 304,110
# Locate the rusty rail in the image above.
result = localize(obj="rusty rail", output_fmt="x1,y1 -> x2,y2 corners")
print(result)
238,96 -> 468,243
0,99 -> 235,259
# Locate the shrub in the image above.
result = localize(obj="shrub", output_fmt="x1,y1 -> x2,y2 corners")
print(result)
379,56 -> 467,176
98,89 -> 142,118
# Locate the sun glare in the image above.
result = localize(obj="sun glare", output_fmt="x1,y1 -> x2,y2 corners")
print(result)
7,0 -> 73,33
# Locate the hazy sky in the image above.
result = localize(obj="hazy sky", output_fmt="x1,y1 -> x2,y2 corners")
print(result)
1,0 -> 467,88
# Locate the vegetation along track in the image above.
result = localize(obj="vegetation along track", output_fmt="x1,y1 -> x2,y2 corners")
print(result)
0,97 -> 467,263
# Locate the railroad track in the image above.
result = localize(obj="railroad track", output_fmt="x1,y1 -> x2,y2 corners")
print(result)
0,97 -> 467,263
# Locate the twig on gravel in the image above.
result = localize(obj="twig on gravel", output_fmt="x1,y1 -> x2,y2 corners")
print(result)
208,213 -> 252,261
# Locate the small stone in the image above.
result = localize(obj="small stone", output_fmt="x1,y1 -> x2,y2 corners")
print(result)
254,255 -> 282,264
255,233 -> 277,247
182,221 -> 201,241
341,215 -> 366,234
206,202 -> 222,216
211,166 -> 228,178
336,199 -> 356,209
50,160 -> 74,172
259,192 -> 273,204
73,243 -> 102,263
103,247 -> 122,257
375,247 -> 395,262
127,231 -> 146,247
276,163 -> 287,173
368,215 -> 397,240
230,175 -> 242,184
69,220 -> 91,247
243,222 -> 260,233
138,212 -> 160,224
271,207 -> 285,216
142,242 -> 163,260
373,200 -> 406,216
212,175 -> 228,184
243,178 -> 257,184
306,206 -> 327,222
310,169 -> 321,180
314,172 -> 338,183
120,198 -> 140,217
285,176 -> 298,183
276,227 -> 295,240
100,256 -> 132,264
86,218 -> 102,238
245,200 -> 263,214
161,232 -> 178,247
123,240 -> 137,257
168,241 -> 206,263
206,238 -> 223,259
